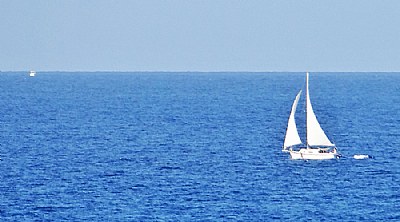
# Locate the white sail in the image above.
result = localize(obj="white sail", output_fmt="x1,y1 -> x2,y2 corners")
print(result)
306,73 -> 334,147
283,90 -> 303,150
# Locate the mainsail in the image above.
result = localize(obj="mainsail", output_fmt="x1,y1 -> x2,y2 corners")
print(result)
283,90 -> 302,150
306,73 -> 334,147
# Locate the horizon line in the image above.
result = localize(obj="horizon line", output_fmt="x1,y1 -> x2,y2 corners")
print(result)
1,70 -> 400,73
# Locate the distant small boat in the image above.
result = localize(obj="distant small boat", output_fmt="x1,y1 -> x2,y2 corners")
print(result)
283,72 -> 340,160
353,154 -> 371,159
29,71 -> 36,77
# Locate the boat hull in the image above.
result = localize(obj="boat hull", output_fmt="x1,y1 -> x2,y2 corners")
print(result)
289,148 -> 339,160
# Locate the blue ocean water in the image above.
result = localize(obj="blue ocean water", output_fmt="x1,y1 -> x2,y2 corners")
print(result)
0,72 -> 399,221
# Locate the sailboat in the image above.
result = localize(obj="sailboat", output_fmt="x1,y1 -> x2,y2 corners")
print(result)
283,72 -> 340,160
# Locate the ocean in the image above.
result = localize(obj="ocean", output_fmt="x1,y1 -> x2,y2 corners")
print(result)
0,72 -> 399,221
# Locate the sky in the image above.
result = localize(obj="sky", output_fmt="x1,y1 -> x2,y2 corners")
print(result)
1,0 -> 400,72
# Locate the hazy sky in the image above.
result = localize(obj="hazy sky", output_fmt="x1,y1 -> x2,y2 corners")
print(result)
1,0 -> 399,72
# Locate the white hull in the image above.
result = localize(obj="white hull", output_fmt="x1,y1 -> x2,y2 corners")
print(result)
289,148 -> 339,160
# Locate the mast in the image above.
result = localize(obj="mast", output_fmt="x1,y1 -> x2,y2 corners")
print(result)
305,72 -> 309,148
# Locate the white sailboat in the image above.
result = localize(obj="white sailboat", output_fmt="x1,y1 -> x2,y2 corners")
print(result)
283,72 -> 340,160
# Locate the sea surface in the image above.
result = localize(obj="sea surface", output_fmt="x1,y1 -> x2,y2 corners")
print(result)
0,72 -> 399,221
